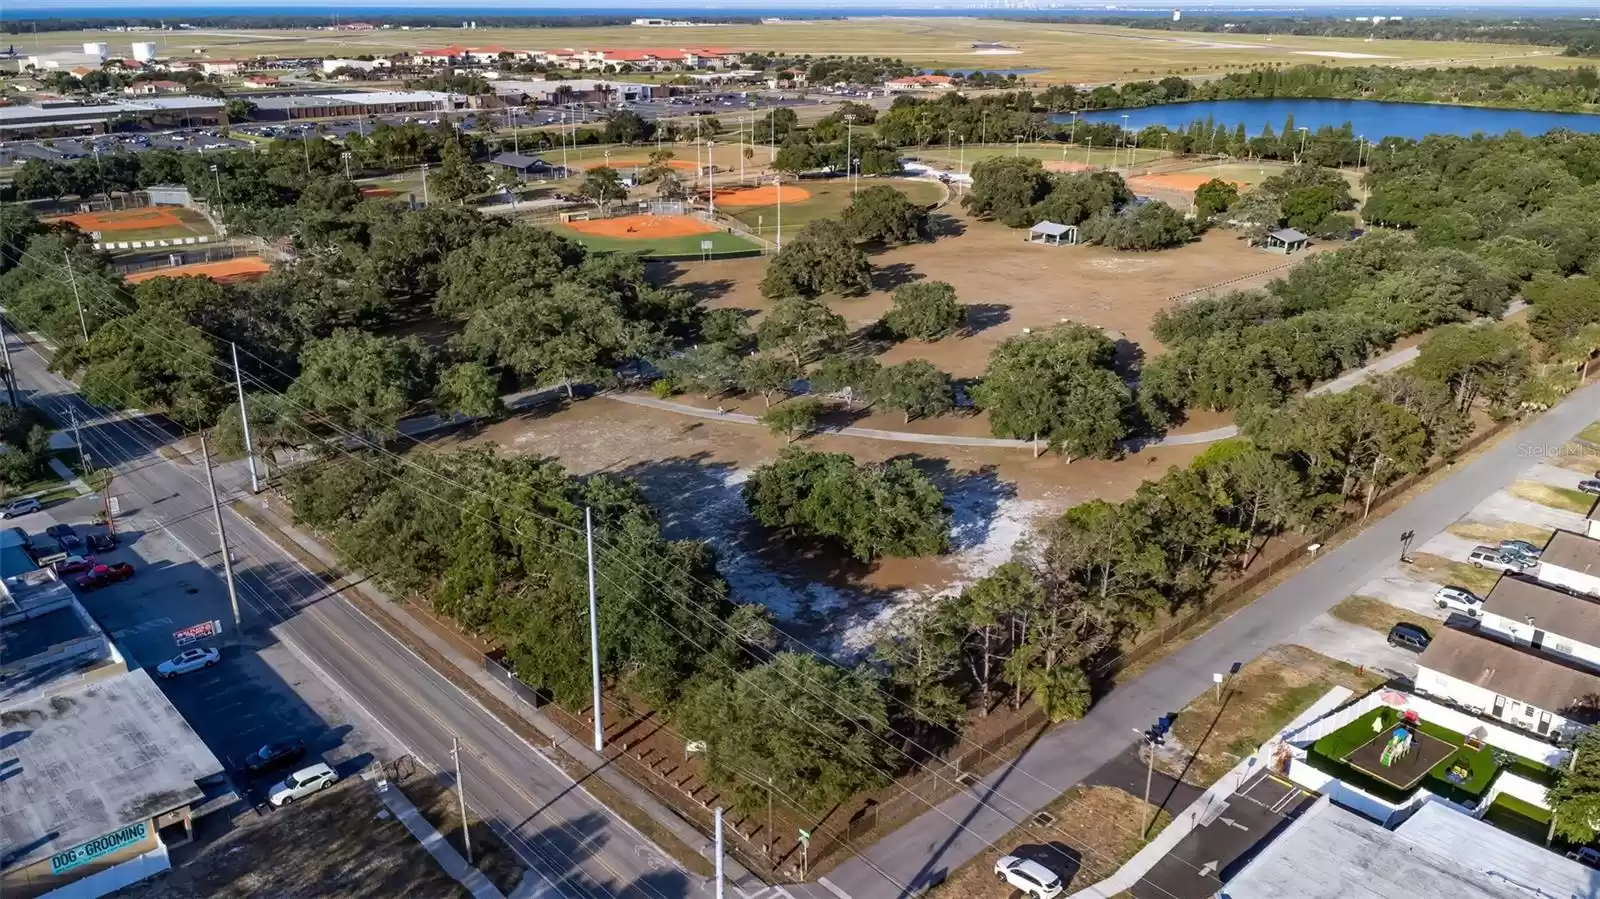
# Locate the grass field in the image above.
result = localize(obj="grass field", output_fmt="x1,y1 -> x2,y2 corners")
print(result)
551,219 -> 762,256
43,19 -> 1584,84
907,142 -> 1170,172
722,176 -> 946,235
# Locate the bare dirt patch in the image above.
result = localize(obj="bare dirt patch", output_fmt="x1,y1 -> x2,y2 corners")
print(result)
456,397 -> 1206,655
1154,645 -> 1383,786
658,209 -> 1320,378
109,779 -> 467,899
927,786 -> 1171,899
710,183 -> 811,206
1446,520 -> 1555,548
124,256 -> 271,284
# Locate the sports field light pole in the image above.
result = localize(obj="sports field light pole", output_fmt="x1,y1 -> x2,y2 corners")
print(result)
586,506 -> 604,753
1297,126 -> 1309,164
420,163 -> 430,207
559,113 -> 569,179
340,150 -> 352,181
774,173 -> 783,249
844,113 -> 856,193
708,142 -> 716,216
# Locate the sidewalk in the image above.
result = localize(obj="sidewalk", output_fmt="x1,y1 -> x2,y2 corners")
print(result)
369,773 -> 506,899
240,494 -> 765,894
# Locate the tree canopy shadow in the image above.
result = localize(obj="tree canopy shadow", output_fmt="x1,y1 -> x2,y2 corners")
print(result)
963,303 -> 1011,336
927,213 -> 967,239
872,262 -> 924,292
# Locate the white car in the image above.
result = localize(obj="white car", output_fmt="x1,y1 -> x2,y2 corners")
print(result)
268,762 -> 338,806
995,855 -> 1063,899
156,647 -> 220,678
1434,587 -> 1484,617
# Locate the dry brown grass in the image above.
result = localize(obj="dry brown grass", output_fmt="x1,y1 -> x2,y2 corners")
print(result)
1446,520 -> 1556,548
1157,645 -> 1383,786
1402,552 -> 1504,596
398,777 -> 526,895
927,786 -> 1172,899
1508,481 -> 1596,515
1329,596 -> 1417,634
109,779 -> 467,899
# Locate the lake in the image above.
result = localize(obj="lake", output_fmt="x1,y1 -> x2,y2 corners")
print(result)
1062,98 -> 1600,141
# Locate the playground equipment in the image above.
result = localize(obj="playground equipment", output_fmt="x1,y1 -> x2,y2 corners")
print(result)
1380,726 -> 1415,767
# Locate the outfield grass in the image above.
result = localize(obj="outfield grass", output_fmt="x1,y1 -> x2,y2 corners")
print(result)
31,20 -> 1582,84
549,223 -> 761,257
907,142 -> 1170,172
723,177 -> 946,236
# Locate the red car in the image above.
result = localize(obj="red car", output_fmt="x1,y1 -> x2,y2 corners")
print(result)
53,555 -> 96,575
76,562 -> 134,591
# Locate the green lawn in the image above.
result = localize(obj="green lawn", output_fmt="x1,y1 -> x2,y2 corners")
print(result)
723,177 -> 946,236
1579,422 -> 1600,444
1509,481 -> 1597,515
1309,707 -> 1556,806
549,223 -> 761,258
908,142 -> 1170,171
1484,793 -> 1554,845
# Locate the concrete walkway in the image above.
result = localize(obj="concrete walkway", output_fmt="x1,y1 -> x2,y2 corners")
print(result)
45,456 -> 93,496
369,774 -> 506,899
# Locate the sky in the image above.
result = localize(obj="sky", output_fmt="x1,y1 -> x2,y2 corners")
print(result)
11,0 -> 1600,9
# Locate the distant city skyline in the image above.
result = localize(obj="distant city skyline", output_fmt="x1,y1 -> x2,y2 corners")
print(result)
10,0 -> 1600,9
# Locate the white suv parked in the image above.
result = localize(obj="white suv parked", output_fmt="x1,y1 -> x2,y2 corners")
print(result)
995,855 -> 1064,899
1434,586 -> 1484,618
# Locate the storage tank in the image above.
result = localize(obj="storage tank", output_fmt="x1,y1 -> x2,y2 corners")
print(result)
83,41 -> 109,59
132,41 -> 158,62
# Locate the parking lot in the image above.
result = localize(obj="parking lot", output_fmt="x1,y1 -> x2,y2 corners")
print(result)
7,491 -> 393,804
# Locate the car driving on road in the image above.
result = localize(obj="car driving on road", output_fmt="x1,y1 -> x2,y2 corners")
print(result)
268,762 -> 338,806
156,647 -> 220,678
2,498 -> 41,518
995,855 -> 1064,899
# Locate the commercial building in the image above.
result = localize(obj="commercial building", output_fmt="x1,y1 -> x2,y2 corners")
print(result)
490,78 -> 655,106
321,57 -> 391,74
0,97 -> 224,138
0,534 -> 226,899
885,74 -> 957,92
1223,798 -> 1598,899
23,52 -> 106,72
249,89 -> 456,121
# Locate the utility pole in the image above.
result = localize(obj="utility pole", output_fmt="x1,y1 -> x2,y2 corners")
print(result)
453,736 -> 474,864
708,141 -> 716,217
231,343 -> 260,493
844,113 -> 856,194
64,252 -> 89,343
714,807 -> 725,899
766,777 -> 774,858
586,506 -> 604,753
0,315 -> 16,407
200,430 -> 243,645
69,407 -> 89,476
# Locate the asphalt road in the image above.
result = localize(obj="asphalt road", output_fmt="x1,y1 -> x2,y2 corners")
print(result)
824,382 -> 1600,899
4,326 -> 711,899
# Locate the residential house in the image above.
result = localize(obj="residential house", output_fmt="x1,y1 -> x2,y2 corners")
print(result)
1414,625 -> 1600,741
124,80 -> 188,96
417,46 -> 470,66
241,75 -> 280,88
1535,530 -> 1600,596
1476,571 -> 1600,673
1585,498 -> 1600,540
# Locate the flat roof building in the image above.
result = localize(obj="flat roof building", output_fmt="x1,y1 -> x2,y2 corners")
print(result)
0,97 -> 223,138
0,516 -> 225,899
249,89 -> 455,121
1222,797 -> 1600,899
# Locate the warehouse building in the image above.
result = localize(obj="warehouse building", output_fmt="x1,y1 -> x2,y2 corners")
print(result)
0,96 -> 223,138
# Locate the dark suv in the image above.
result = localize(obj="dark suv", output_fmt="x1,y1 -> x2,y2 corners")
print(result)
1387,623 -> 1431,652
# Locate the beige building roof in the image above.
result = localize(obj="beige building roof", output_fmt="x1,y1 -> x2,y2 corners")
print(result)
1482,574 -> 1600,648
1419,626 -> 1600,723
1540,530 -> 1600,578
